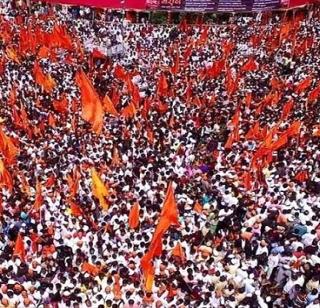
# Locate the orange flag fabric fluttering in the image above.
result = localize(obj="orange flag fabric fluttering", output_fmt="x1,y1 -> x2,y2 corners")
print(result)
242,57 -> 258,72
33,180 -> 44,211
145,266 -> 155,293
75,70 -> 104,134
81,262 -> 100,276
157,74 -> 168,97
121,102 -> 137,119
193,200 -> 203,214
160,182 -> 179,226
0,159 -> 13,192
113,273 -> 122,299
33,61 -> 56,93
91,168 -> 109,211
128,202 -> 140,229
103,94 -> 118,116
13,233 -> 25,261
53,96 -> 68,114
172,243 -> 186,263
295,77 -> 312,94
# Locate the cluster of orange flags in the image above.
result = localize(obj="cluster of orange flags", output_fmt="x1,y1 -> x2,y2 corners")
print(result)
75,70 -> 104,134
33,61 -> 56,93
140,182 -> 179,292
91,168 -> 109,211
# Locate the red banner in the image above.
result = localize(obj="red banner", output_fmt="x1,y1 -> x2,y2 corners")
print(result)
43,0 -> 147,10
42,0 -> 311,10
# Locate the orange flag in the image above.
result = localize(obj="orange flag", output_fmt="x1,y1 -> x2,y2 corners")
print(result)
171,52 -> 180,75
242,171 -> 252,190
13,233 -> 25,261
66,167 -> 80,197
286,121 -> 301,137
281,100 -> 294,120
33,61 -> 56,93
172,243 -> 186,263
128,202 -> 140,229
70,201 -> 83,217
103,94 -> 118,116
6,47 -> 20,64
50,25 -> 73,50
193,200 -> 203,214
157,74 -> 168,96
229,109 -> 240,128
48,113 -> 56,127
81,262 -> 100,276
37,46 -> 51,59
121,102 -> 136,119
145,265 -> 155,293
0,159 -> 13,192
141,217 -> 171,273
308,84 -> 320,102
113,273 -> 122,299
295,77 -> 312,94
295,170 -> 309,182
270,134 -> 288,151
114,64 -> 127,81
75,70 -> 104,134
0,128 -> 19,165
91,168 -> 109,211
53,96 -> 68,114
242,57 -> 258,72
33,180 -> 44,211
160,182 -> 179,226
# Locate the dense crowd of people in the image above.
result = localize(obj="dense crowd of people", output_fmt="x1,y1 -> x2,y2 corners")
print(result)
0,0 -> 320,307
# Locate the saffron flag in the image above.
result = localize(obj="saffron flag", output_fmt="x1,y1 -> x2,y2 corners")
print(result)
172,243 -> 186,263
113,273 -> 122,299
128,202 -> 140,229
121,102 -> 136,119
242,57 -> 258,72
33,61 -> 56,93
281,100 -> 294,120
91,168 -> 109,211
33,180 -> 44,211
0,159 -> 13,192
13,233 -> 25,261
145,265 -> 155,293
157,74 -> 168,97
160,182 -> 179,226
295,77 -> 312,94
75,69 -> 104,134
81,262 -> 100,276
193,200 -> 203,214
103,94 -> 118,116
